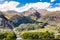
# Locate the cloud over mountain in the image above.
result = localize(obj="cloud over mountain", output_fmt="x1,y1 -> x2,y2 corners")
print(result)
0,1 -> 59,12
16,2 -> 50,12
0,1 -> 19,11
47,7 -> 60,12
0,1 -> 50,12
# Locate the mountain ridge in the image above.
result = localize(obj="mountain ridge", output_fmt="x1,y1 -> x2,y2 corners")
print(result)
0,8 -> 60,29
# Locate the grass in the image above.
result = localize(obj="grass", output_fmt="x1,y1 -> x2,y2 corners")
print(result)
21,26 -> 58,35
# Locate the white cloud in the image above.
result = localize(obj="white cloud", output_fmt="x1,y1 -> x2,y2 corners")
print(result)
0,1 -> 19,11
47,3 -> 60,12
51,0 -> 55,2
15,2 -> 50,12
0,1 -> 51,12
47,7 -> 60,12
0,1 -> 60,12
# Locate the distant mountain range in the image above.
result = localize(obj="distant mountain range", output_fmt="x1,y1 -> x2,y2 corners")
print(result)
0,8 -> 60,29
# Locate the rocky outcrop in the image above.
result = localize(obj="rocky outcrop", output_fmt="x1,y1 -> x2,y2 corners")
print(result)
0,12 -> 14,29
0,11 -> 40,29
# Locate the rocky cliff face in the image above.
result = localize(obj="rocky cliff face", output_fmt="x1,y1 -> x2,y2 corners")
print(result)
0,12 -> 14,29
0,10 -> 41,29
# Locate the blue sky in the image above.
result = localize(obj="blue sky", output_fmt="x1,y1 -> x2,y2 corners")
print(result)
2,0 -> 60,7
4,0 -> 60,3
0,0 -> 60,12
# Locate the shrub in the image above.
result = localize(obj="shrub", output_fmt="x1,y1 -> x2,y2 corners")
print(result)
55,34 -> 60,38
21,32 -> 38,39
4,32 -> 17,40
38,31 -> 54,39
0,33 -> 5,39
21,31 -> 54,39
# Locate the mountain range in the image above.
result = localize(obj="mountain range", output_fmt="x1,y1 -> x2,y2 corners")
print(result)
0,8 -> 60,29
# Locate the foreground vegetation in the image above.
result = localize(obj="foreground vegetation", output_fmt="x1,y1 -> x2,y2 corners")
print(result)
0,31 -> 16,40
21,31 -> 54,39
0,11 -> 60,40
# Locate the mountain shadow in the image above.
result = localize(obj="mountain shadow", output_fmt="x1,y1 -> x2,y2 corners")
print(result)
9,15 -> 40,27
0,12 -> 14,29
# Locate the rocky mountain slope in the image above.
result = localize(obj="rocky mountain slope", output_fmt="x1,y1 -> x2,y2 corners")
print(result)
0,8 -> 60,29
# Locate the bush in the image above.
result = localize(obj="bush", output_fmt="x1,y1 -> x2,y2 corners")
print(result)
55,34 -> 60,38
4,32 -> 17,40
38,31 -> 54,39
0,33 -> 5,39
21,32 -> 39,39
21,31 -> 54,39
0,32 -> 17,40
